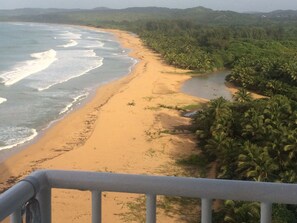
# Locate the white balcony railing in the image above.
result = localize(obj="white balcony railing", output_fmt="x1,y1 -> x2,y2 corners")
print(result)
1,170 -> 297,223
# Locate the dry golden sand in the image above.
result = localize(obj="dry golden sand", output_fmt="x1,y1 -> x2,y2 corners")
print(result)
0,28 -> 206,222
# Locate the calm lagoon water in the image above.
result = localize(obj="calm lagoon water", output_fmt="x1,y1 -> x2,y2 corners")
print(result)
0,22 -> 136,154
182,71 -> 232,100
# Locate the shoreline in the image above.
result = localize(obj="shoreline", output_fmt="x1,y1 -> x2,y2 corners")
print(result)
0,26 -> 203,222
0,25 -> 138,163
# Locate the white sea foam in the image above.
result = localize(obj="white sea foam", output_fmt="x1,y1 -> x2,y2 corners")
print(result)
0,49 -> 57,86
59,31 -> 82,40
128,58 -> 139,73
87,36 -> 114,43
59,92 -> 89,115
59,39 -> 78,48
84,41 -> 105,48
37,59 -> 103,91
0,127 -> 38,151
0,97 -> 7,105
84,50 -> 97,57
26,49 -> 104,91
87,36 -> 99,40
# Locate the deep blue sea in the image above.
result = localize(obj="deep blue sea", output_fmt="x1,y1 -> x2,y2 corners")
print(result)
0,22 -> 136,153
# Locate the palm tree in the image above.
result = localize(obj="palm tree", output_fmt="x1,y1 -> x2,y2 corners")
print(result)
208,97 -> 231,120
237,142 -> 278,181
233,88 -> 253,103
222,200 -> 260,223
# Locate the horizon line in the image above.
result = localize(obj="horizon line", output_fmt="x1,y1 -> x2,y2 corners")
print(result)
0,6 -> 296,14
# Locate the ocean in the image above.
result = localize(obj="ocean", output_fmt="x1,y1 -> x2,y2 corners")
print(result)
0,22 -> 136,155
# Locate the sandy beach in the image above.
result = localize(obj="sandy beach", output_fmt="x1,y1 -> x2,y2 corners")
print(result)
0,28 -> 205,222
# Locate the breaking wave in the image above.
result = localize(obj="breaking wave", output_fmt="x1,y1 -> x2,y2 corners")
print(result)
0,49 -> 57,86
0,127 -> 38,151
0,97 -> 7,105
59,39 -> 78,48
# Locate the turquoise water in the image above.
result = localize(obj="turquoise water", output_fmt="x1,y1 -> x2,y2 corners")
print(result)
0,22 -> 136,153
182,71 -> 232,100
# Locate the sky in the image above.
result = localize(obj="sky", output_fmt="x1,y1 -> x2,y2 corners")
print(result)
1,0 -> 297,12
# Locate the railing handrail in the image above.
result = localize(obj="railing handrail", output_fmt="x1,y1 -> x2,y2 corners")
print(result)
1,170 -> 297,222
44,170 -> 297,203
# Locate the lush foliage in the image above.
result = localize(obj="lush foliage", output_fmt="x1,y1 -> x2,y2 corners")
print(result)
195,95 -> 297,182
227,56 -> 297,100
140,23 -> 297,72
193,94 -> 297,222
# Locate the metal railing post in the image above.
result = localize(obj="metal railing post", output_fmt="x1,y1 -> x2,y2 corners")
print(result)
201,198 -> 212,223
92,191 -> 102,223
146,194 -> 156,223
0,182 -> 35,222
261,202 -> 272,223
10,208 -> 22,223
37,187 -> 51,223
3,170 -> 297,223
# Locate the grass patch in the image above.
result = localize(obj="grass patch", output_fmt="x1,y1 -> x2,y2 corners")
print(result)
117,195 -> 200,223
176,154 -> 209,178
158,104 -> 186,111
181,104 -> 202,111
144,106 -> 160,111
144,129 -> 176,141
159,129 -> 173,134
142,96 -> 154,102
145,148 -> 157,158
186,70 -> 204,75
159,196 -> 200,223
116,196 -> 146,223
144,130 -> 160,140
127,100 -> 136,106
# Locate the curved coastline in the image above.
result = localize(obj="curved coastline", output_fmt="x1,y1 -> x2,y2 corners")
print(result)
0,26 -> 204,222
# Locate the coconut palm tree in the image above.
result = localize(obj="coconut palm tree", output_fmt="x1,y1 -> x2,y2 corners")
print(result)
222,200 -> 260,223
233,88 -> 253,103
237,142 -> 278,181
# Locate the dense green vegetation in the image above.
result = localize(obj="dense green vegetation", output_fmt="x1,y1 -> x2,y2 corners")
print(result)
131,20 -> 297,102
228,56 -> 297,100
193,93 -> 297,222
195,93 -> 297,183
2,6 -> 297,222
135,23 -> 297,71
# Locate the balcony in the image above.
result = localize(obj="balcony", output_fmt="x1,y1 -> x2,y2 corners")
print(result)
1,170 -> 297,223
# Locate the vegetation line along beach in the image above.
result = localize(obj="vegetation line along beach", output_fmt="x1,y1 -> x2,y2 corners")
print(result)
1,5 -> 297,222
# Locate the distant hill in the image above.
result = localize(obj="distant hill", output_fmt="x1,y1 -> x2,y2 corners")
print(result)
1,7 -> 297,26
268,9 -> 297,16
92,7 -> 112,11
264,9 -> 297,19
0,8 -> 78,16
